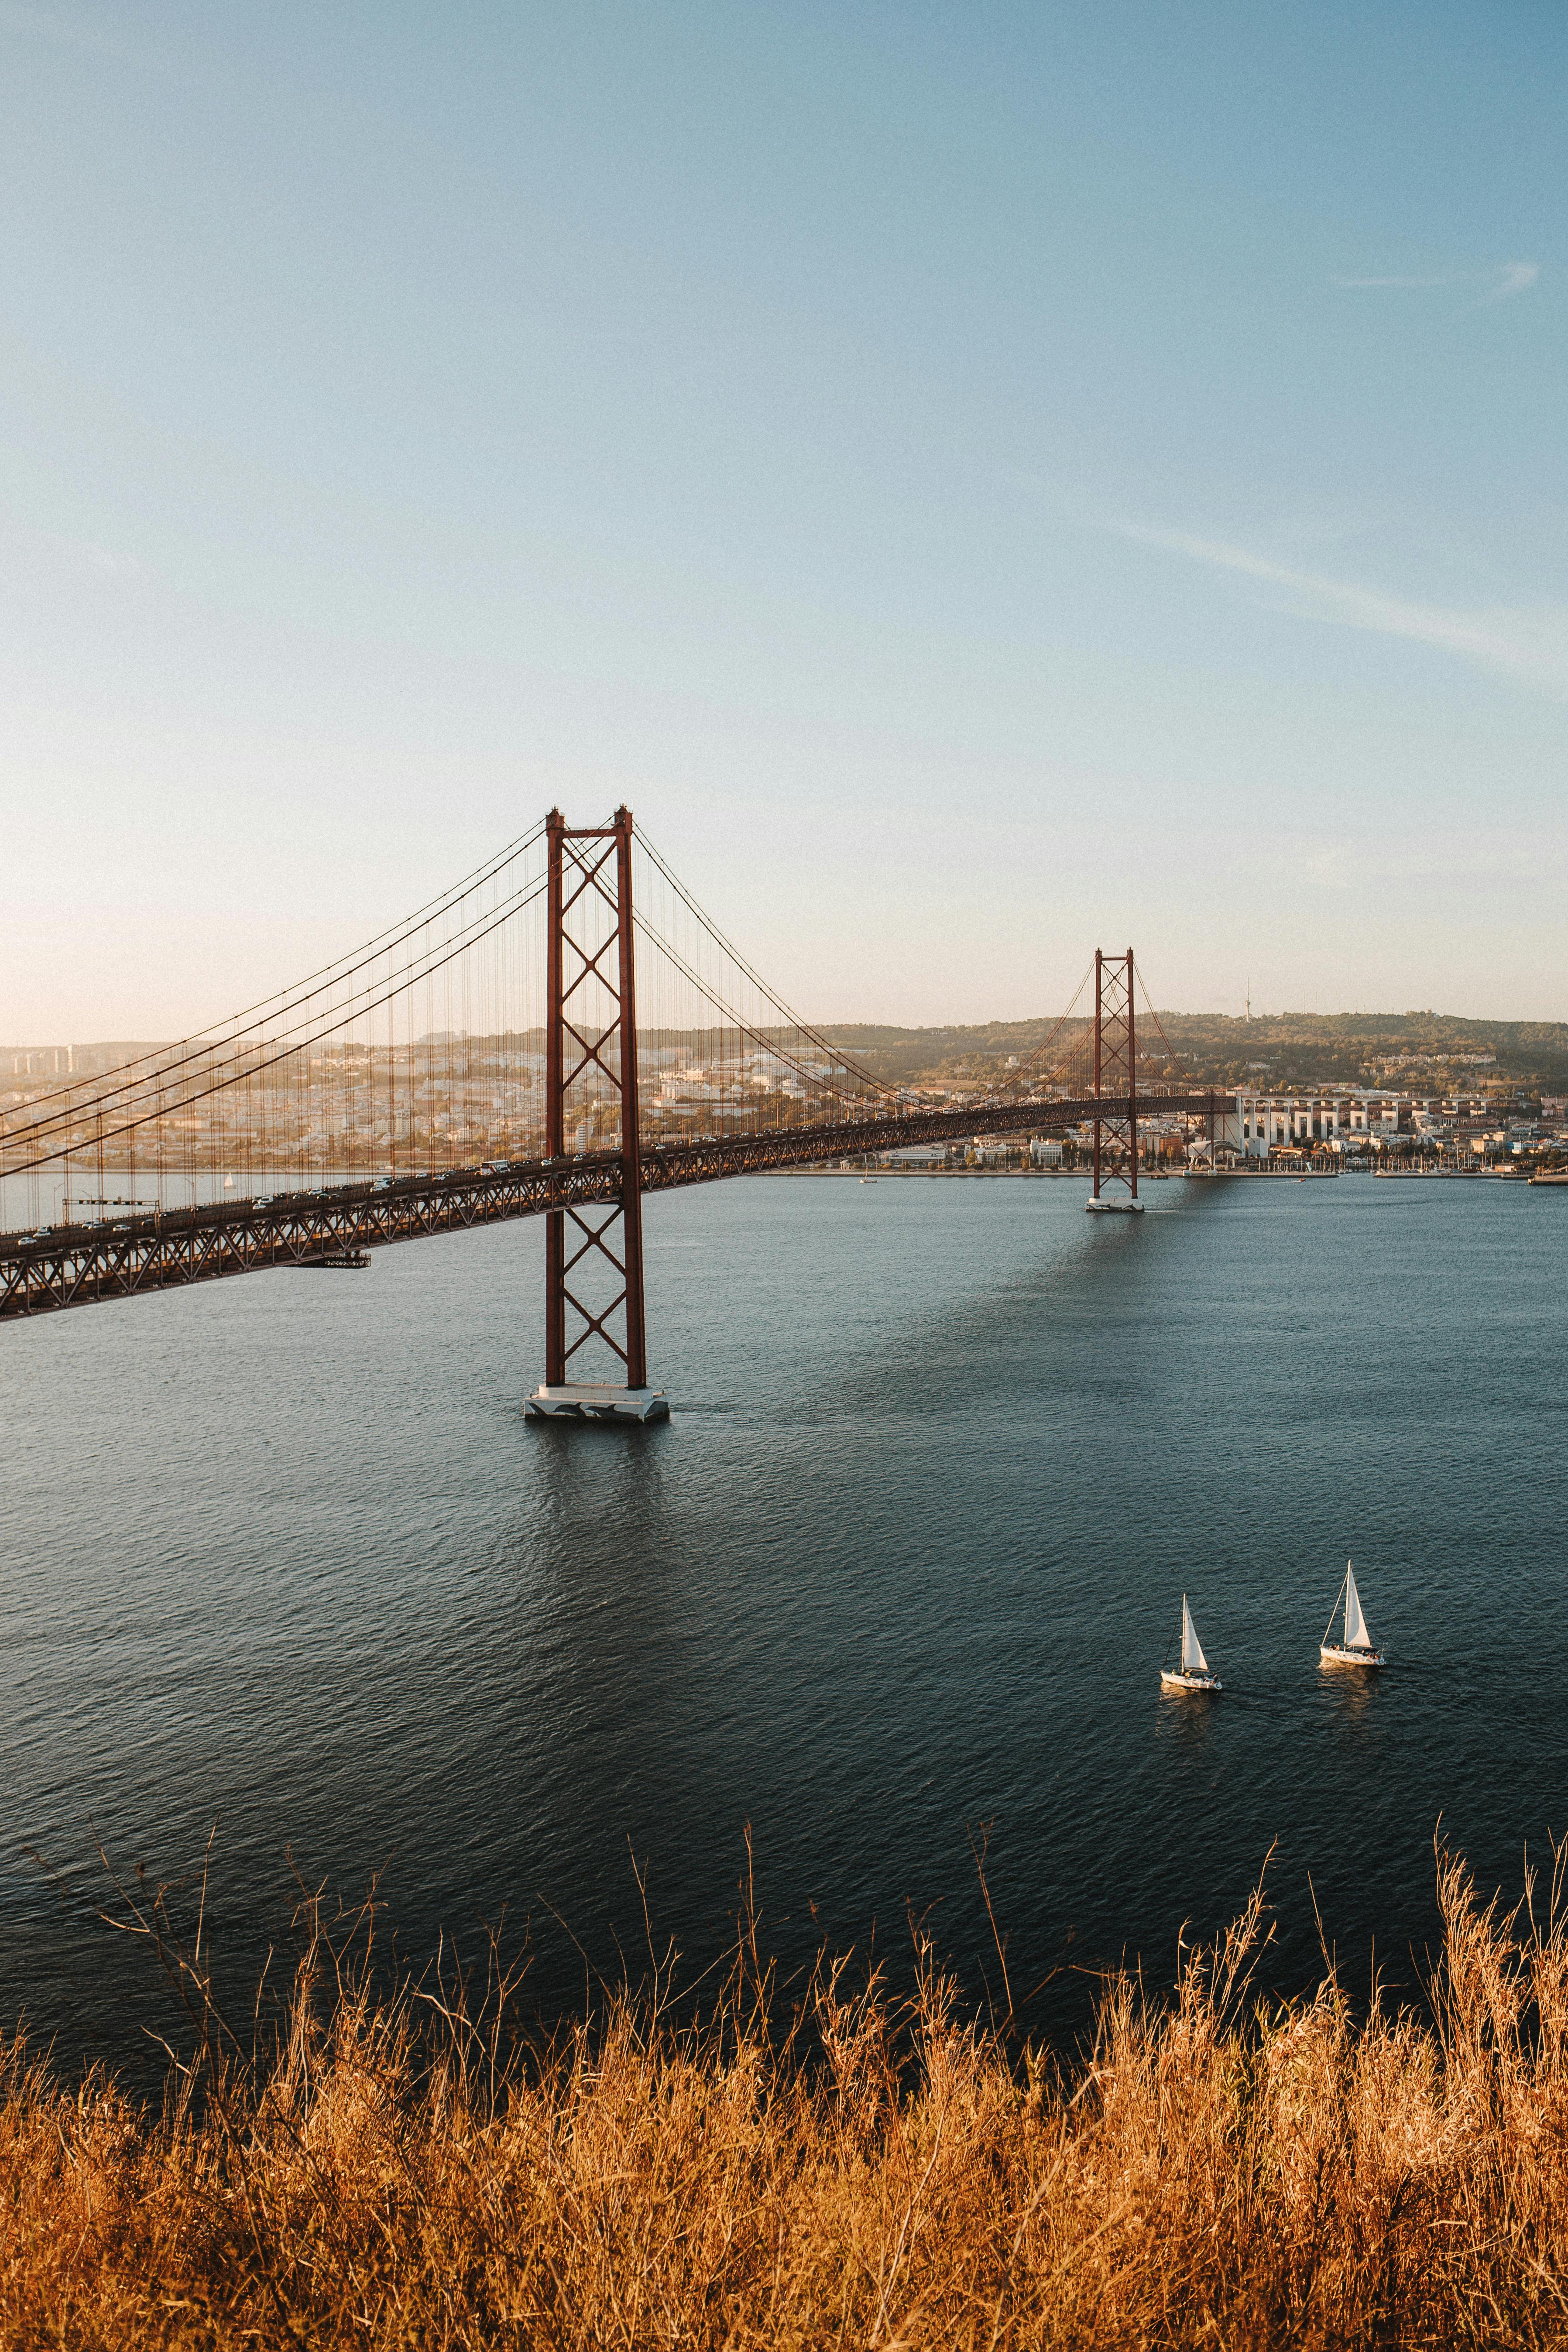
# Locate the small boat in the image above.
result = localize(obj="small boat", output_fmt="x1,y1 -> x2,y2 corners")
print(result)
1160,1594 -> 1221,1692
859,1176 -> 878,1184
1320,1560 -> 1385,1667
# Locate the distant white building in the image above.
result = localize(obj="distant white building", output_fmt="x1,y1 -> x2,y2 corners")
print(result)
1235,1093 -> 1351,1158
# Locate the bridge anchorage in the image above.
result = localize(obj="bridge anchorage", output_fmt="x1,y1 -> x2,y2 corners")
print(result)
1,805 -> 1234,1378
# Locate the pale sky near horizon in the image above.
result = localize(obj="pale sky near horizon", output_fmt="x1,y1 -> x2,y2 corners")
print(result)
2,1 -> 1565,1038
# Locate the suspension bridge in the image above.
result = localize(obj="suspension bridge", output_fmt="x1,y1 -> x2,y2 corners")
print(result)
0,809 -> 1232,1415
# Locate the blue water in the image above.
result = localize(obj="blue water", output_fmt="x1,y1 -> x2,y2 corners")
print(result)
3,1172 -> 1565,2071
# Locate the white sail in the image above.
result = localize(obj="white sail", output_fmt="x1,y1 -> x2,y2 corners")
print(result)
1342,1562 -> 1370,1649
1180,1594 -> 1209,1674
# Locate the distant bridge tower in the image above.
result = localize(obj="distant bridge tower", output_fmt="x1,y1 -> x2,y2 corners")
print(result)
526,806 -> 669,1422
1086,948 -> 1143,1215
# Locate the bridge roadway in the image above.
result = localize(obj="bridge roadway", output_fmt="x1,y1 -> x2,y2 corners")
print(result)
0,1090 -> 1228,1321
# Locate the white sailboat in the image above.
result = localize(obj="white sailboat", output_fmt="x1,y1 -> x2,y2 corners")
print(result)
1320,1560 -> 1385,1668
1160,1594 -> 1221,1692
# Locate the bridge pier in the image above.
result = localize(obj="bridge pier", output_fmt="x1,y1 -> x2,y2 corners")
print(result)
526,1383 -> 669,1423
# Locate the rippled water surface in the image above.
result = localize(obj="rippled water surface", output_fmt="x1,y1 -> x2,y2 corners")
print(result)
4,1172 -> 1566,2069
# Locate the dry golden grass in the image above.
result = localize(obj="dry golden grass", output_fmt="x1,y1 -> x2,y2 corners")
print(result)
7,1840 -> 1568,2348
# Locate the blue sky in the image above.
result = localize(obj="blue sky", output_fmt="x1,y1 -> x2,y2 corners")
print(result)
2,1 -> 1564,1032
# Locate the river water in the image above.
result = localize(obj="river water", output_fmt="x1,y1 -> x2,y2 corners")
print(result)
3,1171 -> 1565,2072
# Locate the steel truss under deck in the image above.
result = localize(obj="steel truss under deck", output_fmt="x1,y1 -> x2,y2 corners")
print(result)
0,1091 -> 1226,1322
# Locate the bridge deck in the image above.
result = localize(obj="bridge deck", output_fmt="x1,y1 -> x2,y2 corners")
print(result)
0,1093 -> 1227,1320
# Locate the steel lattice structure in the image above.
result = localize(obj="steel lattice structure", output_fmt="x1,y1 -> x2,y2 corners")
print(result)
1091,948 -> 1139,1205
0,1090 -> 1227,1323
543,807 -> 649,1390
1,808 -> 1235,1373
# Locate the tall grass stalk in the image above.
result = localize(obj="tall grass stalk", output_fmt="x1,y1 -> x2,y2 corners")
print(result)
5,1839 -> 1568,2346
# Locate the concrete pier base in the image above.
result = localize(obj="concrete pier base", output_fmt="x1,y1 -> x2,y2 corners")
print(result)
1085,1198 -> 1145,1214
525,1383 -> 670,1423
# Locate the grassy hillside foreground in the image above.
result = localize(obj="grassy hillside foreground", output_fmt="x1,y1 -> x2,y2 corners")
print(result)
4,1847 -> 1568,2348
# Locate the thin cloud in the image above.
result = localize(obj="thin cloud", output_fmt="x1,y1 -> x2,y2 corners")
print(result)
1119,524 -> 1568,699
1488,260 -> 1539,300
1333,274 -> 1450,289
81,543 -> 151,581
1333,260 -> 1538,300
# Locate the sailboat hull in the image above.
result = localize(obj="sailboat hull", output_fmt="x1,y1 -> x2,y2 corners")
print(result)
1160,1668 -> 1221,1691
1319,1643 -> 1385,1668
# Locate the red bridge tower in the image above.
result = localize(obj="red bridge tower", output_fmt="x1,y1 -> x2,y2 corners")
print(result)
525,806 -> 669,1422
1086,948 -> 1143,1215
